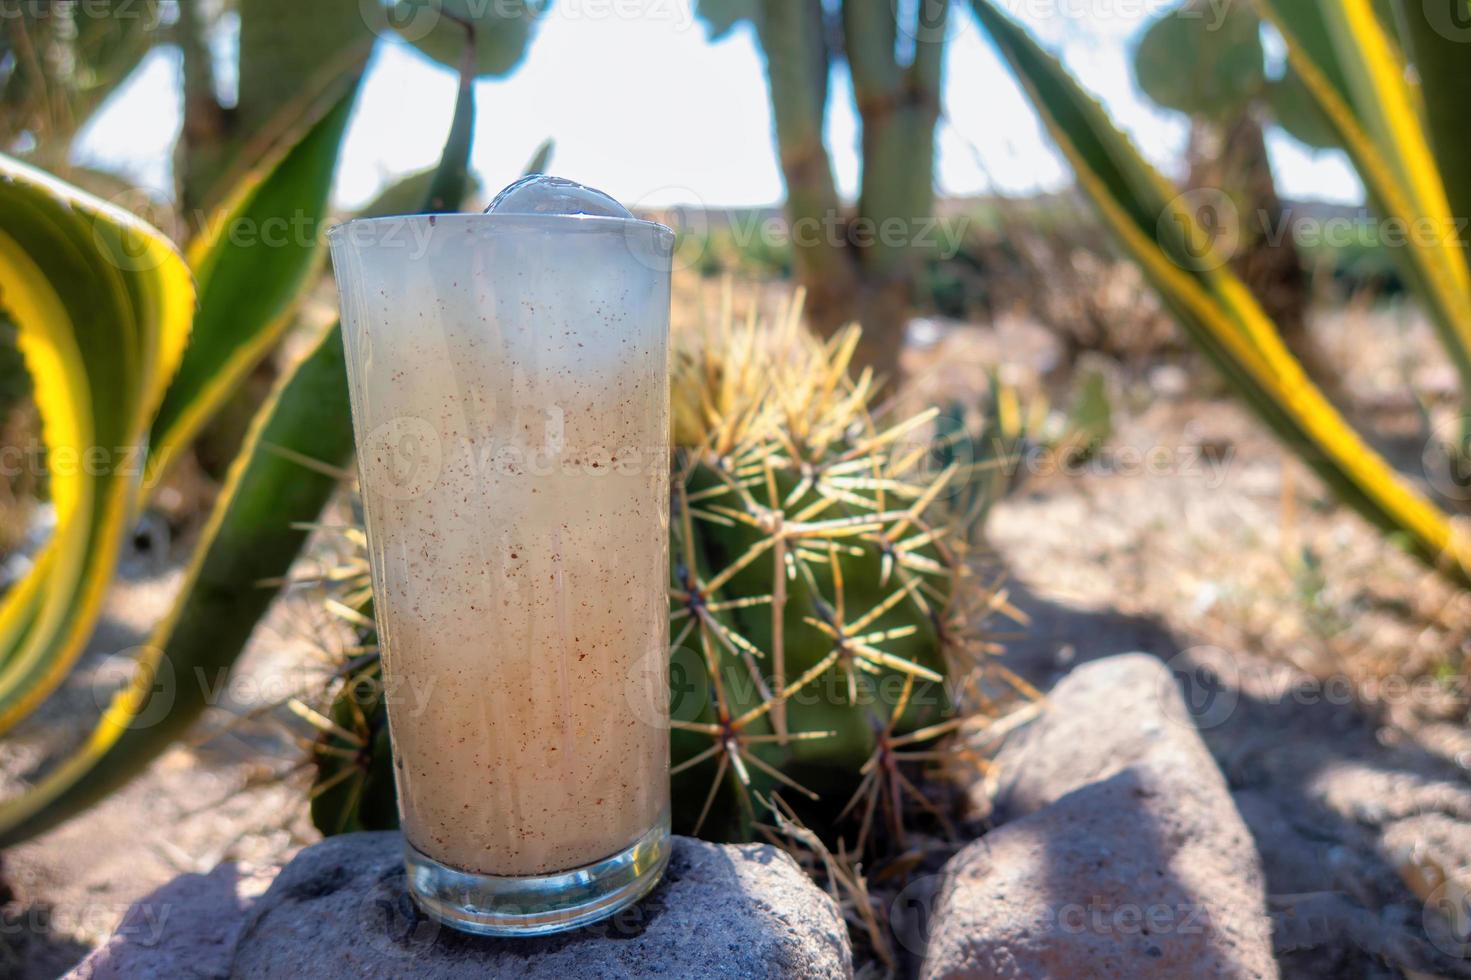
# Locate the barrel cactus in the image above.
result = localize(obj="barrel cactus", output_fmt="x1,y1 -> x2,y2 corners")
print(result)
307,293 -> 1027,848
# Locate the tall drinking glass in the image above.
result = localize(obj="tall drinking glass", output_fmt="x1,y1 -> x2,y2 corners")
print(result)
327,177 -> 673,936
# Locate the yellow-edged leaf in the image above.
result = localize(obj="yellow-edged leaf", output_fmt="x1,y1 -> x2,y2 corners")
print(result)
1254,0 -> 1471,396
1391,2 -> 1471,263
0,76 -> 359,734
0,156 -> 194,731
969,0 -> 1471,584
146,80 -> 361,485
0,318 -> 357,843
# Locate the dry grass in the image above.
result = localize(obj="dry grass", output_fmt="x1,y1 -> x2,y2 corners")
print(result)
951,300 -> 1471,723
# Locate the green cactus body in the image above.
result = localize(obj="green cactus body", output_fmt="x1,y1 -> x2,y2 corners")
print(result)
309,657 -> 400,836
668,455 -> 953,840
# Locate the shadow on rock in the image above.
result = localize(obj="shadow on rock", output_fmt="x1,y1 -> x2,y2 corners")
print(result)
986,577 -> 1471,979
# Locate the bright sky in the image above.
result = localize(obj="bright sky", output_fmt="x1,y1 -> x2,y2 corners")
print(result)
71,2 -> 1364,212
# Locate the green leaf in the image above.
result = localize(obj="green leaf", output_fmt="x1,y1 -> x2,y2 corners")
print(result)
1392,0 -> 1471,275
147,80 -> 362,485
522,137 -> 555,176
425,58 -> 478,212
0,319 -> 356,844
1133,0 -> 1265,119
69,1 -> 164,102
1255,0 -> 1471,409
1266,67 -> 1340,149
1067,366 -> 1113,451
359,168 -> 485,220
969,0 -> 1471,585
391,0 -> 544,78
0,156 -> 194,734
696,0 -> 763,39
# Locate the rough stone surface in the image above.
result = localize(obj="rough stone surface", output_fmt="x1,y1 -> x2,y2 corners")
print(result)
229,832 -> 852,979
987,652 -> 1235,819
927,654 -> 1277,979
65,862 -> 275,979
995,587 -> 1471,979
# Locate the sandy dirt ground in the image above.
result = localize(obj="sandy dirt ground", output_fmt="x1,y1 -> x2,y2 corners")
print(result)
0,546 -> 345,978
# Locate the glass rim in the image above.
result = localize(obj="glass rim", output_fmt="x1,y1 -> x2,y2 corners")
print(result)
327,211 -> 675,242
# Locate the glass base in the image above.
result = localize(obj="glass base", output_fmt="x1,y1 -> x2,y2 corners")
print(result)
403,813 -> 671,937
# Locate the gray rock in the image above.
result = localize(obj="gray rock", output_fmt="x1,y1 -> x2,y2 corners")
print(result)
66,863 -> 274,980
927,654 -> 1277,979
987,652 -> 1234,820
229,832 -> 851,979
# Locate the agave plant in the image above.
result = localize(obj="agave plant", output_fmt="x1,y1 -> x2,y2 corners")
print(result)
0,1 -> 554,845
0,76 -> 360,841
966,0 -> 1471,587
308,292 -> 1036,848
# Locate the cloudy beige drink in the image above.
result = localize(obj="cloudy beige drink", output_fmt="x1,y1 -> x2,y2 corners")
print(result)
329,179 -> 673,932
